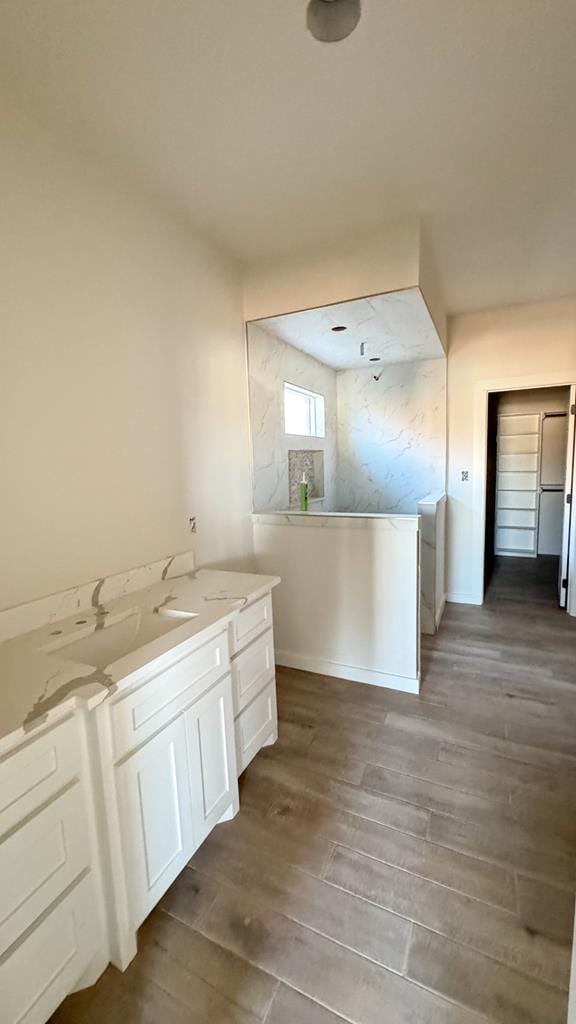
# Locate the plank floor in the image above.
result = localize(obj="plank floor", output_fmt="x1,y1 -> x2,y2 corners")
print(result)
52,556 -> 576,1024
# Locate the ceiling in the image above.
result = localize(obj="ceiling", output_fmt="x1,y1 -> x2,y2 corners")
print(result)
261,288 -> 444,369
2,1 -> 576,314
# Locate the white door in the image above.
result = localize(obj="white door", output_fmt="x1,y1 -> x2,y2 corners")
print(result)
559,386 -> 576,608
116,716 -> 194,929
185,675 -> 238,846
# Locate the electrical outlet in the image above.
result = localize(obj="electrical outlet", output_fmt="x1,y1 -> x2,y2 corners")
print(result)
188,516 -> 197,533
461,470 -> 469,482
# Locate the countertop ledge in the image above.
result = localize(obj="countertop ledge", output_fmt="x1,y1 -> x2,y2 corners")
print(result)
0,569 -> 280,756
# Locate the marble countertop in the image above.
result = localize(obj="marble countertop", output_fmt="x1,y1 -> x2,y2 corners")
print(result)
0,568 -> 279,755
252,511 -> 419,530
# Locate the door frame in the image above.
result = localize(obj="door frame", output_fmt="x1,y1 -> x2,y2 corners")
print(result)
471,371 -> 576,610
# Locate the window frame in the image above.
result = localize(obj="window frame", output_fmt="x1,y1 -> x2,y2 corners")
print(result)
283,381 -> 326,438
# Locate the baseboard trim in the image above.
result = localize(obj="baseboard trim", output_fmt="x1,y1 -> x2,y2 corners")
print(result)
275,650 -> 420,694
446,592 -> 483,606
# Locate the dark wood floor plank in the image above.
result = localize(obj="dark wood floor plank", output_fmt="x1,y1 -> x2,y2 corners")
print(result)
406,925 -> 568,1024
247,753 -> 430,836
136,911 -> 277,1022
325,845 -> 571,989
240,780 -> 518,910
188,839 -> 411,972
428,810 -> 576,886
158,863 -> 219,930
264,984 -> 350,1024
200,885 -> 489,1024
516,874 -> 575,945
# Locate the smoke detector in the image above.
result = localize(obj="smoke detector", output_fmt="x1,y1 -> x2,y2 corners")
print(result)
307,0 -> 361,42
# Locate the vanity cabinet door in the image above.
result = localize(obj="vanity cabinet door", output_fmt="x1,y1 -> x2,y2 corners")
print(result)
185,675 -> 238,846
116,716 -> 194,929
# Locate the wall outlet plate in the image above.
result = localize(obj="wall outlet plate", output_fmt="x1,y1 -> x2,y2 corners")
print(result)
461,470 -> 469,482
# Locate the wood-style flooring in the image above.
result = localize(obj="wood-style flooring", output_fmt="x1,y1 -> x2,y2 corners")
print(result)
52,556 -> 576,1024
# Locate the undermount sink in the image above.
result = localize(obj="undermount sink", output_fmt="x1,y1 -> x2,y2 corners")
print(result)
41,607 -> 198,670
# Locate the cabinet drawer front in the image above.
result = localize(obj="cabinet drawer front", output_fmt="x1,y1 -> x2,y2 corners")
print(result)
0,717 -> 81,837
235,681 -> 277,775
230,595 -> 272,656
116,716 -> 194,929
0,783 -> 90,956
1,874 -> 98,1024
231,629 -> 275,715
111,631 -> 230,760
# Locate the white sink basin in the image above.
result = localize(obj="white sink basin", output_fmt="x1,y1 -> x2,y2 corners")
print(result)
41,607 -> 198,669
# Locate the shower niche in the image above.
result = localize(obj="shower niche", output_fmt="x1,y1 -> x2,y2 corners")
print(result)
288,450 -> 325,507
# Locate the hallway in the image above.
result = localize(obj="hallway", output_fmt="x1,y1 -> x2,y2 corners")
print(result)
486,553 -> 563,607
52,579 -> 576,1024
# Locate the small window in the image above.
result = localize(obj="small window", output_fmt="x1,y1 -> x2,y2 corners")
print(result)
284,383 -> 325,438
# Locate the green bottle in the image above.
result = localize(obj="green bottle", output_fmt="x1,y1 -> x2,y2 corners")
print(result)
299,472 -> 309,512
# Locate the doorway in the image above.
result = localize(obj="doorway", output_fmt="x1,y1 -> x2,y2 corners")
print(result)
484,385 -> 575,605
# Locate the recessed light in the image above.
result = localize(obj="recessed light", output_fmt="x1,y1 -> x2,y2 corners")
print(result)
332,325 -> 347,332
307,0 -> 361,43
369,357 -> 381,362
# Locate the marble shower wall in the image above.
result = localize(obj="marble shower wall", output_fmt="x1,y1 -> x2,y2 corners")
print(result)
248,322 -> 338,511
336,359 -> 446,514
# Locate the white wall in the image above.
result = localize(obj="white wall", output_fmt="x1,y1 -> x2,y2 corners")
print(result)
253,513 -> 420,692
497,387 -> 569,415
243,221 -> 420,322
247,323 -> 338,511
336,360 -> 446,514
0,99 -> 254,610
447,298 -> 576,603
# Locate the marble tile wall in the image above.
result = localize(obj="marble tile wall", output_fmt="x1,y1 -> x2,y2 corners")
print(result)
335,359 -> 446,514
247,323 -> 337,511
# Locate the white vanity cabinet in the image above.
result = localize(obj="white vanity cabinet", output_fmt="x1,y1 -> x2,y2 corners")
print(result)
0,714 -> 107,1024
0,565 -> 280,1021
97,625 -> 239,968
229,594 -> 278,774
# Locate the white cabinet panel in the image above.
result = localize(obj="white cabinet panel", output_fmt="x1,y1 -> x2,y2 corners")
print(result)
235,682 -> 277,775
0,784 -> 90,955
496,490 -> 538,510
538,491 -> 565,555
495,527 -> 536,553
1,875 -> 97,1024
230,628 -> 275,715
185,675 -> 237,846
116,716 -> 194,929
0,717 -> 80,837
499,434 -> 539,454
499,414 -> 540,435
497,471 -> 538,491
229,595 -> 272,655
110,631 -> 229,760
496,508 -> 537,529
497,453 -> 538,473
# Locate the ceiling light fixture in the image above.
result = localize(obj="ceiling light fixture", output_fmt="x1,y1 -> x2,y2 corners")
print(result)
307,0 -> 361,43
331,325 -> 347,332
